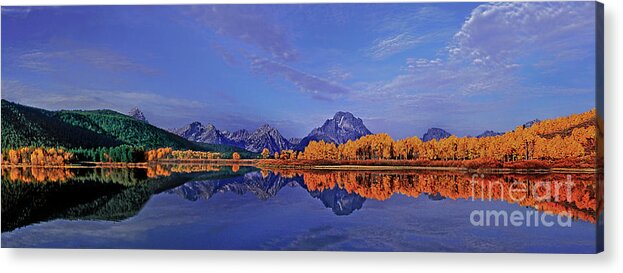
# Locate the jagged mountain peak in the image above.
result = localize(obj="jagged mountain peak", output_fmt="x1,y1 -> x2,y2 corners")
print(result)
295,111 -> 372,150
246,124 -> 291,153
128,107 -> 148,123
333,111 -> 354,120
189,121 -> 203,127
256,124 -> 276,133
172,122 -> 291,153
172,121 -> 226,144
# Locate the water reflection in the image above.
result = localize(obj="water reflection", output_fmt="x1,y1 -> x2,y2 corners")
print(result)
1,165 -> 252,232
167,171 -> 366,216
279,170 -> 602,223
1,165 -> 601,235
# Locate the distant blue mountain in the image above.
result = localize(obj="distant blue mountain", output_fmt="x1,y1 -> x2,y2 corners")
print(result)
477,130 -> 503,138
422,128 -> 451,142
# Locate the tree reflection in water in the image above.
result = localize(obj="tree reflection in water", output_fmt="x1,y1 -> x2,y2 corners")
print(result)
1,165 -> 601,234
272,169 -> 602,224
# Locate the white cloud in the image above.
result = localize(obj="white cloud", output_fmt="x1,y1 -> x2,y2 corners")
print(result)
449,2 -> 595,68
368,1 -> 595,100
405,58 -> 443,70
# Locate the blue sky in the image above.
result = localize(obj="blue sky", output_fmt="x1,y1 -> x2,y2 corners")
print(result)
1,2 -> 597,139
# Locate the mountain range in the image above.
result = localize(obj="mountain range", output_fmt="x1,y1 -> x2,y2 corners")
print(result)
172,110 -> 542,151
421,125 -> 532,142
171,123 -> 291,153
2,99 -> 544,155
172,111 -> 374,153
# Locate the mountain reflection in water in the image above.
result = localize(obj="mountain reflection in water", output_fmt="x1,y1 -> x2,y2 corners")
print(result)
167,171 -> 366,216
1,164 -> 602,251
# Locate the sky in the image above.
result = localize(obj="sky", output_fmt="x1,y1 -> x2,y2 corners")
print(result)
1,2 -> 598,139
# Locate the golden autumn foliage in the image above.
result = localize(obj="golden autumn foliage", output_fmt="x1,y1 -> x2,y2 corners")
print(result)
275,169 -> 601,223
157,164 -> 220,176
1,147 -> 74,166
302,140 -> 338,160
1,163 -> 227,183
298,109 -> 597,164
145,147 -> 173,161
275,149 -> 298,160
1,167 -> 75,183
145,148 -> 221,162
146,164 -> 224,178
146,164 -> 172,178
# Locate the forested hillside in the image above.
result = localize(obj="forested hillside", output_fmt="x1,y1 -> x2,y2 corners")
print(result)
54,108 -> 203,150
1,100 -> 255,157
1,99 -> 122,149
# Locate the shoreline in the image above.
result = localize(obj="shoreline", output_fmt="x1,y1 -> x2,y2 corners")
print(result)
2,161 -> 598,174
0,159 -> 258,169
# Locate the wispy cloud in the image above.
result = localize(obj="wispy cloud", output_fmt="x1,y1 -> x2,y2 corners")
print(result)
1,80 -> 205,126
1,79 -> 314,137
405,57 -> 443,70
12,47 -> 159,75
249,56 -> 350,100
368,33 -> 425,59
210,42 -> 241,66
364,6 -> 456,59
185,5 -> 354,101
370,62 -> 518,99
326,65 -> 352,81
368,31 -> 449,59
188,5 -> 297,61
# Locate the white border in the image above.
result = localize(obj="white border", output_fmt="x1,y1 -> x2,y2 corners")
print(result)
1,0 -> 621,272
